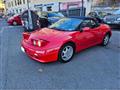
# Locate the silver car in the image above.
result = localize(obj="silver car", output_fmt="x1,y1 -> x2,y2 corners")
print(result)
104,9 -> 120,26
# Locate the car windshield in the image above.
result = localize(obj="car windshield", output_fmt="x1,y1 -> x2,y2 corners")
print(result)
49,18 -> 82,31
113,10 -> 120,15
48,12 -> 64,17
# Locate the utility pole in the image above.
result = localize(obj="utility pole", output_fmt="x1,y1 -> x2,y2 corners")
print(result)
3,0 -> 7,15
80,0 -> 84,16
27,0 -> 33,30
27,0 -> 30,10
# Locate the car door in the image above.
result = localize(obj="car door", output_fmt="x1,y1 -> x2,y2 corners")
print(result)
76,19 -> 98,51
88,19 -> 103,45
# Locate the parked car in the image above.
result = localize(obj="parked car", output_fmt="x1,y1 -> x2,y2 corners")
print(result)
37,11 -> 65,24
21,17 -> 112,63
21,10 -> 65,32
87,11 -> 108,23
7,14 -> 22,25
103,9 -> 120,27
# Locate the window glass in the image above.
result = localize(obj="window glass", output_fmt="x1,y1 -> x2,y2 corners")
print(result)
47,6 -> 52,11
81,19 -> 97,28
48,12 -> 64,17
23,0 -> 25,4
49,18 -> 82,31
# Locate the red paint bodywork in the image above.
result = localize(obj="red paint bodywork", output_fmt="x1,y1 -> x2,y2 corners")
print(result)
7,15 -> 22,25
21,24 -> 112,63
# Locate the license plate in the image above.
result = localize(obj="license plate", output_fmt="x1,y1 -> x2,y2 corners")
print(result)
21,47 -> 25,53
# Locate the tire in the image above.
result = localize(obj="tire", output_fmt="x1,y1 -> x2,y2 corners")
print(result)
13,21 -> 17,25
58,43 -> 75,63
102,34 -> 110,46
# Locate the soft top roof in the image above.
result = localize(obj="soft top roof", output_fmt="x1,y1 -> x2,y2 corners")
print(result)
69,16 -> 95,20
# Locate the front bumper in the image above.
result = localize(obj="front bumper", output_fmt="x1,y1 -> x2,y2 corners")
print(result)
21,40 -> 59,63
105,21 -> 120,25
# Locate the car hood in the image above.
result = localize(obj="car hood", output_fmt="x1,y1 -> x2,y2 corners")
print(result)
29,28 -> 73,42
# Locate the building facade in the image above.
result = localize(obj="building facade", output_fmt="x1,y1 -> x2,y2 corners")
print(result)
5,0 -> 28,14
32,0 -> 92,15
5,0 -> 92,16
0,0 -> 5,14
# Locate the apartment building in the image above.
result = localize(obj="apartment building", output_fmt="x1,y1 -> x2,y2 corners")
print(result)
5,0 -> 28,14
32,0 -> 92,15
5,0 -> 92,16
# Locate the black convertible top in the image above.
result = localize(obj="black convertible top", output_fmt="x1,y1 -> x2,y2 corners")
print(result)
69,16 -> 103,23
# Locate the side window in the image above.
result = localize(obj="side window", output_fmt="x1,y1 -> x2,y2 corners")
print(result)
81,19 -> 98,29
90,20 -> 96,27
81,20 -> 91,28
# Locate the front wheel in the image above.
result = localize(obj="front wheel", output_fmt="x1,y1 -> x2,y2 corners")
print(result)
102,34 -> 110,46
58,43 -> 75,63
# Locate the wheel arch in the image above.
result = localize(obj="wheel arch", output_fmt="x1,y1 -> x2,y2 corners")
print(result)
61,41 -> 76,52
106,31 -> 112,37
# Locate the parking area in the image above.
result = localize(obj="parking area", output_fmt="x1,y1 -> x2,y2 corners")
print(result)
0,19 -> 120,89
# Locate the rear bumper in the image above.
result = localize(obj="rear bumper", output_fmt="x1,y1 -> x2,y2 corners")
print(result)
21,40 -> 59,63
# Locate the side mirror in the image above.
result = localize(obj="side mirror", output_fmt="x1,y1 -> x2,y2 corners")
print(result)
82,27 -> 90,32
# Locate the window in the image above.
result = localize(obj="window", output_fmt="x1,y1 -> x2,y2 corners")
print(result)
19,0 -> 22,5
15,0 -> 17,6
81,19 -> 98,28
47,6 -> 52,11
8,2 -> 11,7
23,0 -> 25,4
17,0 -> 18,5
49,18 -> 82,31
11,1 -> 13,7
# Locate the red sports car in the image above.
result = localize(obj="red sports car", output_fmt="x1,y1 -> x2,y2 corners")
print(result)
7,14 -> 22,25
21,17 -> 112,63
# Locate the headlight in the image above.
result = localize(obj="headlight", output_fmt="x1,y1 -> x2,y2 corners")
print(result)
117,18 -> 120,21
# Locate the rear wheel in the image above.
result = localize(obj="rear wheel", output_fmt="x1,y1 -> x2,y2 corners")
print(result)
13,21 -> 17,25
102,34 -> 110,46
58,43 -> 75,63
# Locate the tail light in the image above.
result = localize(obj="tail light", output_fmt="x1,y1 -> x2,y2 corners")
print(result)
23,32 -> 30,40
21,20 -> 24,26
32,39 -> 48,47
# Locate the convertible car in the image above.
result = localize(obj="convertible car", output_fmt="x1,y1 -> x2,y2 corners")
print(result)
21,17 -> 112,63
7,14 -> 22,25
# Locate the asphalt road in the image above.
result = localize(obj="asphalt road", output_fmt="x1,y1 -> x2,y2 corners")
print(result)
0,19 -> 120,90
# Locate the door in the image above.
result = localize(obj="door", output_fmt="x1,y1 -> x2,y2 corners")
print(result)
76,19 -> 99,51
87,19 -> 103,45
